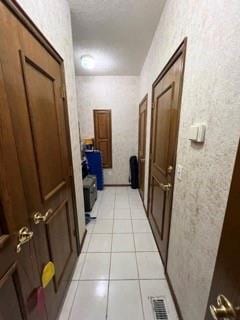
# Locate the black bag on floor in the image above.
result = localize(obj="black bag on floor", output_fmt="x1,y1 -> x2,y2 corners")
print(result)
129,156 -> 139,189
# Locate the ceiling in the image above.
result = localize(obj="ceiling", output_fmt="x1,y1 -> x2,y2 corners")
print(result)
69,0 -> 166,76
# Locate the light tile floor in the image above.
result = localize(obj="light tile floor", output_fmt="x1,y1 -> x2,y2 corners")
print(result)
59,187 -> 178,320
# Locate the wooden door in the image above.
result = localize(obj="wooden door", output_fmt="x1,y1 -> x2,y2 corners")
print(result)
94,109 -> 112,168
0,2 -> 78,320
205,141 -> 240,320
148,40 -> 187,266
0,59 -> 45,320
138,95 -> 148,201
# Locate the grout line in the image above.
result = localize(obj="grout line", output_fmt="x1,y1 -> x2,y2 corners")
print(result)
105,188 -> 116,319
129,189 -> 147,320
67,280 -> 81,320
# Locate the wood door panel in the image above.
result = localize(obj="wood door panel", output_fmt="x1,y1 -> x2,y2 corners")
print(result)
148,40 -> 187,267
138,96 -> 148,200
94,109 -> 112,168
98,140 -> 110,165
153,85 -> 173,176
21,53 -> 66,201
0,263 -> 24,320
46,200 -> 73,290
97,113 -> 110,139
151,177 -> 166,240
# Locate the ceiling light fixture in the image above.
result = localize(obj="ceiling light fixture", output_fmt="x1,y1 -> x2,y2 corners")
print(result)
80,55 -> 95,70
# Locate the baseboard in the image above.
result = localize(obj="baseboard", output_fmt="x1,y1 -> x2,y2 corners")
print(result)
165,271 -> 183,320
79,229 -> 87,254
104,184 -> 130,187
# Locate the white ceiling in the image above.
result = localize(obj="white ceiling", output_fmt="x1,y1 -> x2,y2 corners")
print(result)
69,0 -> 165,76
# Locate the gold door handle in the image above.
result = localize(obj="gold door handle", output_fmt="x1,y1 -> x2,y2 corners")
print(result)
16,227 -> 33,253
33,209 -> 53,224
210,295 -> 240,319
160,183 -> 172,192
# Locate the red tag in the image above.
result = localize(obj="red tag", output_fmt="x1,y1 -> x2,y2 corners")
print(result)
36,287 -> 45,314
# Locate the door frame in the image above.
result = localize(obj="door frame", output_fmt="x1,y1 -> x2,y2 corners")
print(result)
146,39 -> 187,320
2,0 -> 81,253
93,109 -> 112,168
138,94 -> 148,202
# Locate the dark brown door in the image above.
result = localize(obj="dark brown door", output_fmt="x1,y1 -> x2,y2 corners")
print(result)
148,40 -> 187,266
138,95 -> 148,201
0,60 -> 45,320
205,141 -> 240,320
0,2 -> 77,320
94,109 -> 112,168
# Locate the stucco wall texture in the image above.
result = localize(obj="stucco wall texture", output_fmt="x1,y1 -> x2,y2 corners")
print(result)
139,0 -> 240,319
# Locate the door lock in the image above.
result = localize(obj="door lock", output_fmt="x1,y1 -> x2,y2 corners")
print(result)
159,183 -> 172,192
210,295 -> 240,319
33,209 -> 53,224
16,227 -> 33,253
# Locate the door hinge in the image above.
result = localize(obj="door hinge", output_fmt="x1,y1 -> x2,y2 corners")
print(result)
61,84 -> 66,100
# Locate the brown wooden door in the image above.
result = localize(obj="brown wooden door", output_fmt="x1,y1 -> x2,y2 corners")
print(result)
94,109 -> 112,168
0,3 -> 77,320
138,95 -> 148,200
0,59 -> 45,320
205,141 -> 240,320
148,40 -> 187,266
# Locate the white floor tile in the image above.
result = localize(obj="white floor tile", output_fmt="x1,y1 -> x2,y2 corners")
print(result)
93,219 -> 113,234
99,201 -> 115,211
97,208 -> 114,219
82,233 -> 92,253
113,219 -> 133,233
110,253 -> 138,279
132,219 -> 152,233
59,281 -> 78,320
88,234 -> 112,252
80,253 -> 110,280
108,280 -> 144,320
131,208 -> 147,219
136,252 -> 165,279
86,220 -> 96,233
70,281 -> 108,320
134,233 -> 158,252
140,280 -> 179,320
114,208 -> 131,219
72,254 -> 86,280
112,234 -> 135,252
115,197 -> 129,209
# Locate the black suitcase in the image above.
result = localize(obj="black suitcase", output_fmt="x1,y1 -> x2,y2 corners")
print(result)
129,156 -> 139,189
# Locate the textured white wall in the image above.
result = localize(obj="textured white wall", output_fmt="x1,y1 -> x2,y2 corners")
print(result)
17,0 -> 86,242
76,76 -> 139,185
140,1 -> 240,319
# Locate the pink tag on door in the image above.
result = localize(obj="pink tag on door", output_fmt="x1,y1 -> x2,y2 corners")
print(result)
36,287 -> 45,314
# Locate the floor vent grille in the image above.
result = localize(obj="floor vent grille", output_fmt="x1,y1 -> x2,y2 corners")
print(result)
150,297 -> 168,320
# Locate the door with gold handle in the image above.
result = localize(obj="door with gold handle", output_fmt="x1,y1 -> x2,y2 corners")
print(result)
16,226 -> 34,253
210,295 -> 240,319
33,209 -> 53,224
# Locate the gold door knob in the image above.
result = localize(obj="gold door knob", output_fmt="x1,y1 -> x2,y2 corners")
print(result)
210,295 -> 240,319
16,226 -> 34,253
33,209 -> 53,224
160,183 -> 172,192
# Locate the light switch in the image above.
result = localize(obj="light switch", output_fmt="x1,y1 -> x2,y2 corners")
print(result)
189,123 -> 206,143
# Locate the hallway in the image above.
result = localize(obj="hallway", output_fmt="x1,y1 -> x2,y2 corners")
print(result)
59,187 -> 178,320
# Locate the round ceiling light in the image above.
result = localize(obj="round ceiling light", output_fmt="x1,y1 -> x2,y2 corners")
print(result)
80,55 -> 95,70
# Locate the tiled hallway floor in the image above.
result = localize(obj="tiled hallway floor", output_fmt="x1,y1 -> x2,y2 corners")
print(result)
59,187 -> 178,320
